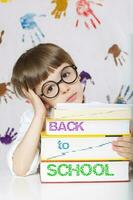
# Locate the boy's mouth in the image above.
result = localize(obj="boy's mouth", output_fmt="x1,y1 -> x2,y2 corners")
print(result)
66,92 -> 77,102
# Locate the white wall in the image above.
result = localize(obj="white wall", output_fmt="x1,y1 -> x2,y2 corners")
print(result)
0,0 -> 133,168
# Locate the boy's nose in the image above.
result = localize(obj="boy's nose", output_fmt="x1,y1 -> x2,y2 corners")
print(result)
59,83 -> 70,94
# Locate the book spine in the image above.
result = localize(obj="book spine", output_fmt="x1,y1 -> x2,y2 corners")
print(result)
40,161 -> 129,183
41,137 -> 129,161
45,119 -> 130,136
53,109 -> 132,119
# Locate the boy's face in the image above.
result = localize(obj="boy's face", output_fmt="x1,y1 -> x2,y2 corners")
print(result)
35,63 -> 84,107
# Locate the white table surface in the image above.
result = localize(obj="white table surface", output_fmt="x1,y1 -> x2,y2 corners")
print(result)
0,162 -> 133,200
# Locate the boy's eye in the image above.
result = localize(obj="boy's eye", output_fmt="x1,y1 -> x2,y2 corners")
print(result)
46,84 -> 55,94
62,72 -> 71,79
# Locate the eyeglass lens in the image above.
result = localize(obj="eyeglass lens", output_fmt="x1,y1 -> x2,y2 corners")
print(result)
41,66 -> 77,98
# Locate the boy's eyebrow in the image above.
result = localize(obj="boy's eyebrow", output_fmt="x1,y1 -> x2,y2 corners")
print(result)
44,64 -> 74,83
45,65 -> 66,82
47,66 -> 56,73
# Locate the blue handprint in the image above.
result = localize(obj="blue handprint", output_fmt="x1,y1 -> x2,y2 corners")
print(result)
20,13 -> 45,46
106,85 -> 133,104
0,127 -> 18,145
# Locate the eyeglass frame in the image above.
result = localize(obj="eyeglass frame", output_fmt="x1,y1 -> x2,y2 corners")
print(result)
39,65 -> 78,99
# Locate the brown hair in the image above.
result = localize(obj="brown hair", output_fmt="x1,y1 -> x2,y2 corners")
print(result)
11,43 -> 75,98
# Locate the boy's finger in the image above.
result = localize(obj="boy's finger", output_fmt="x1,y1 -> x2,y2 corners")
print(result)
117,136 -> 133,142
22,87 -> 30,97
28,89 -> 38,97
112,140 -> 131,148
112,145 -> 131,153
115,151 -> 132,160
22,87 -> 28,93
28,88 -> 35,95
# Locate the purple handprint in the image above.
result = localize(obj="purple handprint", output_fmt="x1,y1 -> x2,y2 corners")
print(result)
80,70 -> 95,91
0,127 -> 18,145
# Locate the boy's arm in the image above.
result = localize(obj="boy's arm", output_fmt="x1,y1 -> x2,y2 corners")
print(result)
12,89 -> 47,176
12,113 -> 45,176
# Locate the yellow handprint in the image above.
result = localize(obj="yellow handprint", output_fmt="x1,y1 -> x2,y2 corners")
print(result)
0,0 -> 11,3
51,0 -> 68,19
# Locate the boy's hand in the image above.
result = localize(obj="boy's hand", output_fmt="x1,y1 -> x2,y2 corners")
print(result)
22,88 -> 47,115
112,121 -> 133,161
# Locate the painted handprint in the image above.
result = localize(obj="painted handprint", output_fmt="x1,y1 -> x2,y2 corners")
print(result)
20,13 -> 45,46
106,85 -> 133,104
0,30 -> 4,44
51,0 -> 68,19
0,82 -> 15,103
75,0 -> 102,29
105,44 -> 128,66
0,0 -> 11,3
80,70 -> 95,91
89,0 -> 103,5
0,127 -> 18,145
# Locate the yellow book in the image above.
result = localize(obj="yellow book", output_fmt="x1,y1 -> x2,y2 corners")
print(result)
51,103 -> 133,120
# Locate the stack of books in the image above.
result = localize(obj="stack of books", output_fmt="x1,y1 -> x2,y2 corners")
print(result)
40,103 -> 132,183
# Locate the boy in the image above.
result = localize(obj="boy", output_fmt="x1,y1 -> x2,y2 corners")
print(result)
8,43 -> 133,176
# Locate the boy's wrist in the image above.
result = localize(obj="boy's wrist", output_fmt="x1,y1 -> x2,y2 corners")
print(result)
34,111 -> 46,119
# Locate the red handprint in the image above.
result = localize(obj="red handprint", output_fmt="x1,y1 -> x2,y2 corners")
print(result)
76,0 -> 102,29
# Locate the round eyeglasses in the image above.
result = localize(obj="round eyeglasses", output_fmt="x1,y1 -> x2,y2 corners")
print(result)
39,65 -> 78,99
